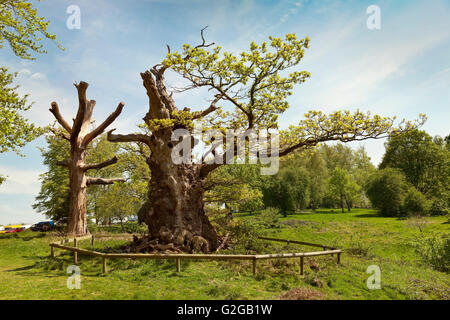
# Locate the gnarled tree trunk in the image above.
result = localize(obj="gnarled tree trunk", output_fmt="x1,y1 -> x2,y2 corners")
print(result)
142,159 -> 218,253
50,82 -> 125,236
108,68 -> 221,252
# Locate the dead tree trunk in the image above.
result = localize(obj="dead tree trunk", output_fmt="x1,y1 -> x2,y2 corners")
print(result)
50,81 -> 125,236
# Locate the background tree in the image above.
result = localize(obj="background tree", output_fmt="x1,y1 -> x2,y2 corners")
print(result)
33,134 -> 70,224
107,31 -> 425,252
328,167 -> 360,212
365,168 -> 410,216
96,183 -> 142,231
263,167 -> 310,216
1,0 -> 62,178
34,134 -> 150,225
403,187 -> 431,216
304,150 -> 328,211
204,164 -> 263,216
380,129 -> 449,213
0,68 -> 42,154
0,0 -> 62,59
49,82 -> 125,235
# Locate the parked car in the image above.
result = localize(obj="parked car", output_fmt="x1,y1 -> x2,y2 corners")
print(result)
0,225 -> 23,234
30,221 -> 54,232
1,228 -> 24,233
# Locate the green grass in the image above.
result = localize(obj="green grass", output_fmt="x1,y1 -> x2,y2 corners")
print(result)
0,209 -> 448,300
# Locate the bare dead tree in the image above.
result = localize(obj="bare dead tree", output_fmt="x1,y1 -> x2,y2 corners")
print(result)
50,81 -> 125,236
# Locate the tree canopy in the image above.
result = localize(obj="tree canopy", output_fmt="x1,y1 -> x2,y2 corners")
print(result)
0,67 -> 42,154
0,0 -> 61,156
0,0 -> 62,60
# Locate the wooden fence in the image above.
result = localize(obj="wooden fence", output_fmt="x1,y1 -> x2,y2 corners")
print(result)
49,235 -> 342,276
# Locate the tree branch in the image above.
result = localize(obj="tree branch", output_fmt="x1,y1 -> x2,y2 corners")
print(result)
49,102 -> 72,133
56,159 -> 70,167
83,102 -> 125,145
192,94 -> 222,120
107,129 -> 152,146
72,81 -> 90,140
82,156 -> 118,171
86,177 -> 125,186
49,127 -> 70,141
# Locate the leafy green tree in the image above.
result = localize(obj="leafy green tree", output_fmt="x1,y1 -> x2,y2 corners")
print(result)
0,0 -> 62,60
204,165 -> 263,215
403,187 -> 431,216
1,0 -> 62,177
34,134 -> 149,225
304,150 -> 328,211
96,183 -> 142,231
0,67 -> 42,154
106,31 -> 425,251
365,168 -> 410,216
33,134 -> 70,224
263,167 -> 310,216
321,144 -> 354,172
380,130 -> 446,195
328,167 -> 360,213
380,129 -> 449,213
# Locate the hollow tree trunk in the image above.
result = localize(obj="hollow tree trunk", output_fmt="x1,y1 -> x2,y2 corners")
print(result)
108,69 -> 222,252
138,133 -> 218,253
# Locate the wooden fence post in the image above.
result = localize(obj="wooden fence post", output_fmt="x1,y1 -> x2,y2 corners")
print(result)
50,245 -> 54,258
337,252 -> 341,264
176,258 -> 181,272
91,234 -> 95,247
300,256 -> 304,275
252,257 -> 257,276
102,256 -> 107,273
73,238 -> 78,264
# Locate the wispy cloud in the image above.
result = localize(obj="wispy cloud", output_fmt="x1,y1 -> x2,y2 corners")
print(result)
0,166 -> 43,195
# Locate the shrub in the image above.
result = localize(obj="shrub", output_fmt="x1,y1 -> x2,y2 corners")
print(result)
414,233 -> 450,273
402,187 -> 431,216
365,168 -> 409,216
430,198 -> 449,215
124,221 -> 147,235
253,207 -> 281,229
213,216 -> 265,254
263,167 -> 310,216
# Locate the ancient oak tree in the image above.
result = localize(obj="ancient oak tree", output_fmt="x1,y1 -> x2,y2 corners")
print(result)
108,32 -> 425,252
50,82 -> 125,236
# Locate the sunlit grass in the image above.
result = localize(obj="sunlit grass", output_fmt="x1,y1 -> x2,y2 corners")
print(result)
0,209 -> 448,300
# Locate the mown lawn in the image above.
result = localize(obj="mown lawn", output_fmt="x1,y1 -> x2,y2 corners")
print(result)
0,209 -> 448,300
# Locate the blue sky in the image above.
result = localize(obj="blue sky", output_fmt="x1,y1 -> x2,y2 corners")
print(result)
0,0 -> 449,225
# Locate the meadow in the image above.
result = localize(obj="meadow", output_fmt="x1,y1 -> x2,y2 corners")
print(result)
0,209 -> 448,300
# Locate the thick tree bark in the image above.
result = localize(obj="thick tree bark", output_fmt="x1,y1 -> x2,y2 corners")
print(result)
50,82 -> 125,236
108,68 -> 220,252
142,161 -> 218,252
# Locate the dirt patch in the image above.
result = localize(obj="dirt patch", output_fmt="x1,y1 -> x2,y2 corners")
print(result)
278,287 -> 325,300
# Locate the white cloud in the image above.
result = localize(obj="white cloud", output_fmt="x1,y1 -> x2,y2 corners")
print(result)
0,203 -> 45,225
30,72 -> 46,80
0,166 -> 43,196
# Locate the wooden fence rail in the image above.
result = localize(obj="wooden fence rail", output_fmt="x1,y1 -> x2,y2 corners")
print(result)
258,236 -> 336,250
49,235 -> 342,276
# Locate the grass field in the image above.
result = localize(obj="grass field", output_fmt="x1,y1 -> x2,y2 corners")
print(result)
0,209 -> 448,300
